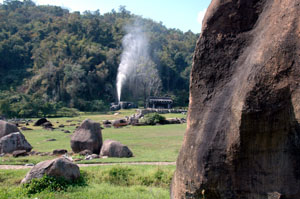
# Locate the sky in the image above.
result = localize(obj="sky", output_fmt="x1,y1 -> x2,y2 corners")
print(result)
0,0 -> 211,33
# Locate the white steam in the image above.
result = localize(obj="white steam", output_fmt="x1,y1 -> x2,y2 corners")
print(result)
116,22 -> 150,102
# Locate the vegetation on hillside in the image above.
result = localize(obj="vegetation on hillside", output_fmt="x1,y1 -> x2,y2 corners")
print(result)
0,0 -> 198,117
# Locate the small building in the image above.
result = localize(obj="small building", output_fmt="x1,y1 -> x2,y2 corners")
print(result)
147,97 -> 173,109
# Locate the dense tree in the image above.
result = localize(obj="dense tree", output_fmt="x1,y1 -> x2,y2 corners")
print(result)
0,0 -> 198,117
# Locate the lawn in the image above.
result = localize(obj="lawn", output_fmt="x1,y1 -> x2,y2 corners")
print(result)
0,110 -> 185,198
0,109 -> 186,165
0,165 -> 175,199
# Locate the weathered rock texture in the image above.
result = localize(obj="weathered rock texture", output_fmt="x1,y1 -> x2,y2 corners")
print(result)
171,0 -> 300,199
0,132 -> 32,153
70,119 -> 102,154
0,120 -> 20,138
21,157 -> 80,183
100,140 -> 133,158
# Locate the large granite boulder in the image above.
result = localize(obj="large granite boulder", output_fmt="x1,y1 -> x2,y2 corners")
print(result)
21,157 -> 80,183
171,0 -> 300,199
100,140 -> 133,158
0,132 -> 32,154
70,119 -> 102,154
0,120 -> 20,138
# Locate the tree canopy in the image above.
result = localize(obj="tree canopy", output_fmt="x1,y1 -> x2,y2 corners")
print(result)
0,0 -> 198,117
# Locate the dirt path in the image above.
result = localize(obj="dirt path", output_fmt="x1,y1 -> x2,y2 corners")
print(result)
0,162 -> 176,170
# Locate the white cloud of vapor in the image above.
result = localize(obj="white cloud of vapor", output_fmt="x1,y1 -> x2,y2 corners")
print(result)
197,9 -> 207,27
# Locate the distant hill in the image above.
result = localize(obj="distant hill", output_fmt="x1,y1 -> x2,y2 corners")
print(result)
0,0 -> 198,117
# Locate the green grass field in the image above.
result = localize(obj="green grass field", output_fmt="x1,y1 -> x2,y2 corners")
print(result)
0,110 -> 186,198
1,110 -> 186,165
0,165 -> 175,199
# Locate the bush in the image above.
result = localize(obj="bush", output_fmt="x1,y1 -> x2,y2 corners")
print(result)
143,113 -> 166,125
55,107 -> 80,117
22,174 -> 86,195
107,167 -> 133,186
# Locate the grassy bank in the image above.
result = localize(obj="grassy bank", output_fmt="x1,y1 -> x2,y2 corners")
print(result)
0,165 -> 175,199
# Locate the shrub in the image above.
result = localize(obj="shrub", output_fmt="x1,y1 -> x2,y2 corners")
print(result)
143,113 -> 166,125
107,167 -> 133,186
55,107 -> 80,117
22,174 -> 86,195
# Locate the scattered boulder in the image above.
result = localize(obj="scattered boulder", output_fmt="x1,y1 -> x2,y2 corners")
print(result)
79,149 -> 92,156
42,121 -> 53,129
100,140 -> 133,158
171,0 -> 300,198
70,119 -> 102,154
112,119 -> 128,128
0,132 -> 32,153
0,132 -> 32,154
13,150 -> 28,157
33,118 -> 48,126
103,120 -> 112,128
0,120 -> 20,139
45,138 -> 56,142
165,118 -> 181,124
21,157 -> 80,184
52,149 -> 68,155
58,124 -> 65,128
21,127 -> 33,131
64,130 -> 71,134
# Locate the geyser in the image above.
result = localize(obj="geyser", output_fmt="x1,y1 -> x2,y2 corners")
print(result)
116,22 -> 149,102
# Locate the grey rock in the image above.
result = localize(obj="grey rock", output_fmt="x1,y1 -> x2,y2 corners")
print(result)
0,120 -> 20,139
33,118 -> 48,126
21,157 -> 80,183
12,150 -> 28,157
100,140 -> 133,158
52,149 -> 68,155
70,119 -> 102,154
79,149 -> 92,156
45,139 -> 56,142
21,127 -> 33,131
0,132 -> 32,154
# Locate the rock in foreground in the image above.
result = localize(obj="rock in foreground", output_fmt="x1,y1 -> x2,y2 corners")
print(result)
100,140 -> 133,158
0,132 -> 32,154
0,120 -> 20,139
21,157 -> 80,183
70,119 -> 102,154
171,0 -> 300,198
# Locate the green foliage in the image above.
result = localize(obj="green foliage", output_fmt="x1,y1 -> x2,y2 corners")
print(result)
107,167 -> 133,186
0,0 -> 198,115
143,113 -> 166,125
22,174 -> 86,195
85,166 -> 174,189
0,91 -> 80,118
0,166 -> 173,199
